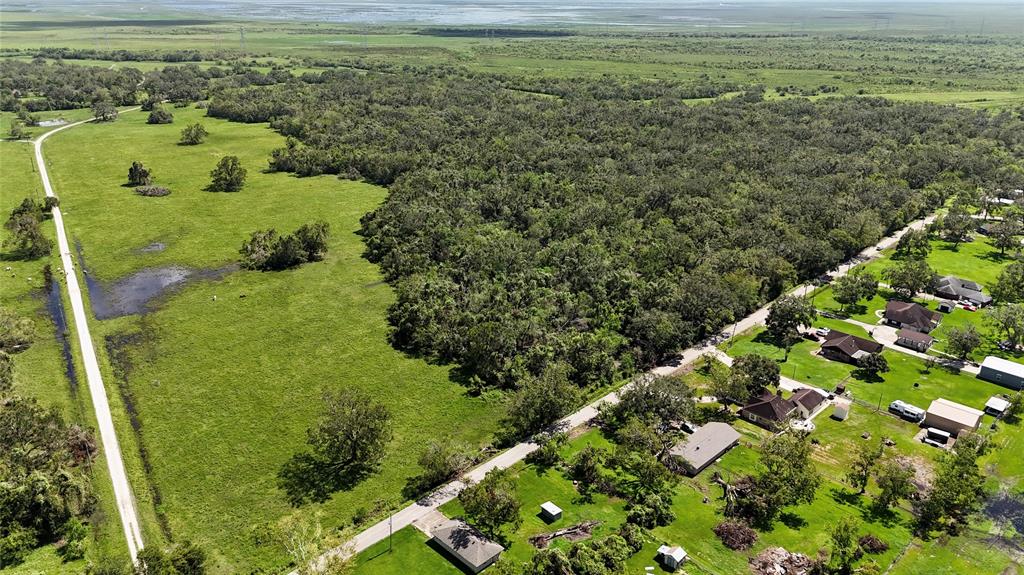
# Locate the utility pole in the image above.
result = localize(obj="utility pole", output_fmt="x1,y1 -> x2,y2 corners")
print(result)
240,27 -> 246,52
388,514 -> 393,553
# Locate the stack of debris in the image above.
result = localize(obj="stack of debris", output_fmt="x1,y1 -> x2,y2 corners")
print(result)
528,521 -> 600,548
749,547 -> 815,575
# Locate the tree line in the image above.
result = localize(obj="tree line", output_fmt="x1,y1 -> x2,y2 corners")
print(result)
203,70 -> 1024,394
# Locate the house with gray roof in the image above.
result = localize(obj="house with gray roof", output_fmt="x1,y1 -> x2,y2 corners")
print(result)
431,519 -> 504,573
669,422 -> 741,476
933,276 -> 992,306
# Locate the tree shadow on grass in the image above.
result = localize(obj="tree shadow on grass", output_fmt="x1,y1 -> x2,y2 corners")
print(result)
830,487 -> 863,507
852,369 -> 885,383
779,511 -> 808,530
277,452 -> 374,506
829,487 -> 903,528
979,250 -> 1014,265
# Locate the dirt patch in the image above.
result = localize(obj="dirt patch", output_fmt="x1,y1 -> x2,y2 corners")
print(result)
137,242 -> 167,254
529,521 -> 600,548
105,331 -> 173,541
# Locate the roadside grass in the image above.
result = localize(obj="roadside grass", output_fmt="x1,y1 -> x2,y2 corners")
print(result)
0,140 -> 128,570
41,106 -> 506,573
0,108 -> 96,139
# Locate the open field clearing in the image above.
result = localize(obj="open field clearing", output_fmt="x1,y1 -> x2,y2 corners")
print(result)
34,106 -> 505,572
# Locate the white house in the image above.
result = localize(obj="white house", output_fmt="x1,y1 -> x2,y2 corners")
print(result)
657,545 -> 688,570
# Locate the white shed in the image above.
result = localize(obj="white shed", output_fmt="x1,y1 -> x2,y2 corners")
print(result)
540,501 -> 562,522
985,396 -> 1011,416
657,544 -> 688,570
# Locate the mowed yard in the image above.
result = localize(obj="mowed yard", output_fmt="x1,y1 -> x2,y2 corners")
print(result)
356,421 -> 1019,575
41,107 -> 505,573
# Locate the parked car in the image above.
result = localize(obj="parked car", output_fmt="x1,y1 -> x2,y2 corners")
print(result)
961,303 -> 977,312
889,400 -> 925,422
815,327 -> 831,338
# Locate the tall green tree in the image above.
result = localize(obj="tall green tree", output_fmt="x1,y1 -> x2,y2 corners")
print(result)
883,258 -> 936,299
765,295 -> 817,358
895,228 -> 931,259
209,155 -> 247,192
991,220 -> 1022,255
916,433 -> 987,536
459,468 -> 522,541
277,389 -> 392,504
828,517 -> 860,575
992,262 -> 1024,303
847,440 -> 884,494
945,324 -> 981,360
985,303 -> 1024,348
873,457 -> 915,511
500,362 -> 581,440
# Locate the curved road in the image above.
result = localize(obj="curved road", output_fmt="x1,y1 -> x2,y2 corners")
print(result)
33,112 -> 145,562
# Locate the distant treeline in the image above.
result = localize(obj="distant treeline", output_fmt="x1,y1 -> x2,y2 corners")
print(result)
416,27 -> 575,38
0,60 -> 293,112
204,69 -> 1024,392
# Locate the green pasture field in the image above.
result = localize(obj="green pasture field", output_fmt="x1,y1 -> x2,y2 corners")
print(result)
3,6 -> 1024,110
36,106 -> 505,573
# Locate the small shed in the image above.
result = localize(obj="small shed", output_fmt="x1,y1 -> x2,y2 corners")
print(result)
985,396 -> 1012,417
923,398 -> 983,436
978,356 -> 1024,390
937,300 -> 955,313
539,501 -> 562,523
657,544 -> 688,570
831,398 -> 851,421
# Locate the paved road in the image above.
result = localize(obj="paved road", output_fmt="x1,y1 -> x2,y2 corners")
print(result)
296,213 -> 938,573
34,113 -> 145,562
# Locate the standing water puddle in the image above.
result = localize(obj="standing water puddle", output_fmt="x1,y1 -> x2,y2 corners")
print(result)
43,264 -> 79,394
986,492 -> 1024,532
75,242 -> 235,319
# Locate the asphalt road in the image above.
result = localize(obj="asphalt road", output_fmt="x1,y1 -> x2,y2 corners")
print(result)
34,113 -> 145,562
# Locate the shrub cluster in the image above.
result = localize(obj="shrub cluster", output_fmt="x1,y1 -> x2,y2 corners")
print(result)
239,221 -> 330,271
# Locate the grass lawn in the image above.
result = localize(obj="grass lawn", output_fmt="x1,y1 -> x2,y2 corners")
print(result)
440,429 -> 629,564
888,531 -> 1018,575
724,325 -> 1008,415
354,526 -> 464,575
40,106 -> 506,573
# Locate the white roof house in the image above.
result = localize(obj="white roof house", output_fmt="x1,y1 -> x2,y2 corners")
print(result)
923,398 -> 984,436
657,544 -> 688,569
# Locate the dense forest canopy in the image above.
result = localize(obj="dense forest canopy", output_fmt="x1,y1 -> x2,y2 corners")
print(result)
204,70 -> 1024,391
